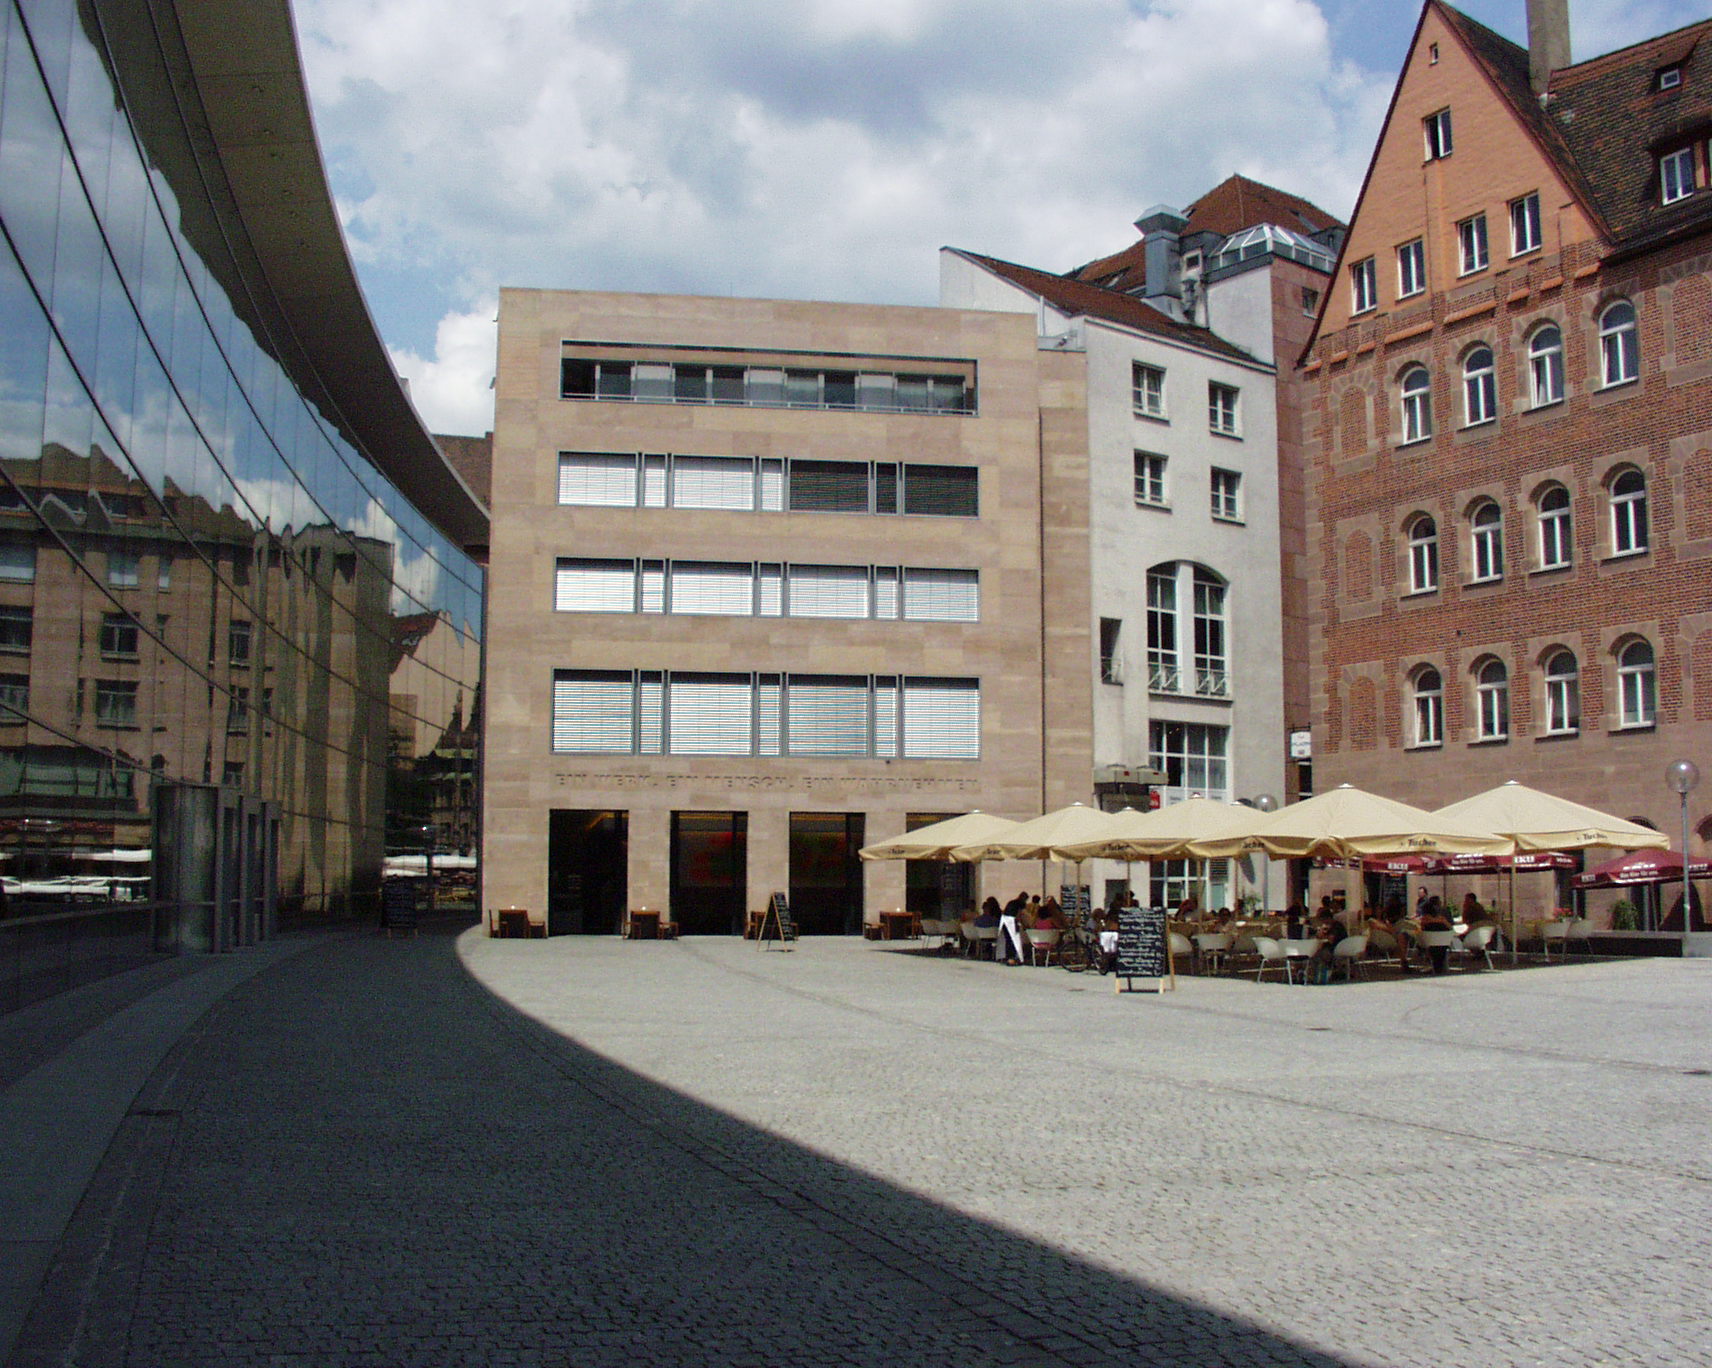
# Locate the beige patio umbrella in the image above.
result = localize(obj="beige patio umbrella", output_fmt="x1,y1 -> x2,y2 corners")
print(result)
948,803 -> 1124,861
1053,797 -> 1265,861
857,811 -> 1020,862
1198,784 -> 1513,861
1432,780 -> 1668,962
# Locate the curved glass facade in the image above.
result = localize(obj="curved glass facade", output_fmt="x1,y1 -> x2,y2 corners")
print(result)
0,0 -> 483,971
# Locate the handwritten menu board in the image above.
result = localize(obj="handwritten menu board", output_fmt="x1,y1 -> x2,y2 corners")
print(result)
1115,906 -> 1168,989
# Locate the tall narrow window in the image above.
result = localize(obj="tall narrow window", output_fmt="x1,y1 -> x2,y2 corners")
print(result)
1617,640 -> 1656,726
1210,468 -> 1241,521
1544,650 -> 1579,734
1350,257 -> 1377,314
1661,146 -> 1694,204
1537,485 -> 1571,569
1599,301 -> 1639,386
1132,363 -> 1165,417
1474,658 -> 1509,740
1457,214 -> 1489,275
1470,501 -> 1504,581
1412,668 -> 1444,747
1400,366 -> 1432,443
1397,239 -> 1426,298
1528,325 -> 1564,407
1407,515 -> 1439,593
1099,618 -> 1123,684
1146,569 -> 1178,692
1462,346 -> 1496,425
1423,108 -> 1453,160
1134,451 -> 1167,506
1510,192 -> 1542,255
1610,468 -> 1649,554
1192,570 -> 1228,698
1208,383 -> 1240,436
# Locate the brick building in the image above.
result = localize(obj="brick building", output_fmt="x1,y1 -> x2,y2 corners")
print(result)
1302,0 -> 1712,917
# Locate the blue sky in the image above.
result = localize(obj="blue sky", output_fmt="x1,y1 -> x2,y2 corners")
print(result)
293,0 -> 1711,435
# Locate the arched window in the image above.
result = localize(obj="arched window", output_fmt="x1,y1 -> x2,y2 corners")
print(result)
1599,300 -> 1639,386
1610,468 -> 1649,554
1406,514 -> 1438,593
1191,567 -> 1228,698
1475,658 -> 1509,740
1463,345 -> 1496,425
1617,639 -> 1656,727
1536,485 -> 1571,569
1544,649 -> 1579,734
1400,366 -> 1432,443
1528,325 -> 1564,406
1470,501 -> 1503,581
1412,667 -> 1444,746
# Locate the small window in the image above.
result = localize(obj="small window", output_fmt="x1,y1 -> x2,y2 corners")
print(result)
226,685 -> 250,735
1407,515 -> 1439,594
1470,501 -> 1504,582
1528,324 -> 1564,407
1350,257 -> 1377,314
1134,451 -> 1167,507
1610,468 -> 1649,554
1510,192 -> 1542,255
1210,468 -> 1242,522
0,672 -> 28,721
1400,366 -> 1432,444
1657,66 -> 1682,91
95,679 -> 138,728
1599,301 -> 1639,386
1661,146 -> 1694,204
1457,214 -> 1489,275
1132,363 -> 1166,418
1536,485 -> 1572,569
1423,108 -> 1453,160
1617,639 -> 1656,727
1397,239 -> 1426,298
1208,383 -> 1240,436
99,612 -> 139,659
228,619 -> 252,666
107,549 -> 140,588
1099,618 -> 1123,685
0,543 -> 35,582
1462,346 -> 1496,426
0,605 -> 31,652
1412,668 -> 1444,747
1300,286 -> 1321,316
1474,659 -> 1509,741
1544,650 -> 1579,734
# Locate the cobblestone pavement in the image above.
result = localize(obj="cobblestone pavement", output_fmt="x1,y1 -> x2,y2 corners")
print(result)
13,926 -> 1712,1367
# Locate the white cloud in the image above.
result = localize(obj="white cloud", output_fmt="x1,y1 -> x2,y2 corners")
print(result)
295,0 -> 1398,434
390,303 -> 498,439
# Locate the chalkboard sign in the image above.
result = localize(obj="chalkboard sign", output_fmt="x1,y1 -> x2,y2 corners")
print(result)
382,878 -> 422,937
757,891 -> 798,950
1060,883 -> 1091,927
1115,906 -> 1168,989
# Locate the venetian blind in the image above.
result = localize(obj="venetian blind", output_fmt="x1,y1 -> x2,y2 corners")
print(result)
666,673 -> 753,754
787,676 -> 871,756
554,558 -> 636,613
558,452 -> 636,506
551,671 -> 634,752
670,455 -> 754,510
788,564 -> 869,618
901,678 -> 980,759
670,561 -> 754,615
902,568 -> 978,621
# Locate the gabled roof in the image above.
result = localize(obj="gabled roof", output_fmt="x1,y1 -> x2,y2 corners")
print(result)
1068,174 -> 1344,293
946,249 -> 1261,365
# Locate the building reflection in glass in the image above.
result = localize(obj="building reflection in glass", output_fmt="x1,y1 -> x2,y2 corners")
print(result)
0,0 -> 484,991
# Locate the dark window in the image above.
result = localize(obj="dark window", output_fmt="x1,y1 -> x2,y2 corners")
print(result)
1099,618 -> 1122,684
788,460 -> 870,513
902,465 -> 978,517
0,672 -> 28,719
100,613 -> 139,658
874,463 -> 899,514
823,371 -> 857,408
0,605 -> 33,652
229,619 -> 252,665
95,680 -> 138,728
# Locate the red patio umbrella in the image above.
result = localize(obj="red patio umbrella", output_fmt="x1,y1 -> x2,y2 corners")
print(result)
1570,848 -> 1712,888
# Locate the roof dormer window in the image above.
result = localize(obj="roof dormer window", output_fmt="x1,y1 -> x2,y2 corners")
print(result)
1661,146 -> 1695,204
1656,66 -> 1682,92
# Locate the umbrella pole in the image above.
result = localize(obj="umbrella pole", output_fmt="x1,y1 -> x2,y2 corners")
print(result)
1510,864 -> 1518,968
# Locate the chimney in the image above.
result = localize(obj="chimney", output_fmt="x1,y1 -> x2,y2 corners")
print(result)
1134,205 -> 1189,316
1527,0 -> 1571,95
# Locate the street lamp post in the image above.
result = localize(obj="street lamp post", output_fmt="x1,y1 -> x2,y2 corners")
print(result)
420,823 -> 437,914
1252,794 -> 1278,914
1666,761 -> 1700,933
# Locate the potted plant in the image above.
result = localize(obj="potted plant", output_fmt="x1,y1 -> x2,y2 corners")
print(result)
1609,897 -> 1638,932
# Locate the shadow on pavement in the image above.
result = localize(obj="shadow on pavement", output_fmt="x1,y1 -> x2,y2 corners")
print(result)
14,922 -> 1363,1368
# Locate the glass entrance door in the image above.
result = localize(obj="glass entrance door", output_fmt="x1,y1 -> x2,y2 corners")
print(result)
548,810 -> 629,934
789,812 -> 864,935
670,811 -> 747,935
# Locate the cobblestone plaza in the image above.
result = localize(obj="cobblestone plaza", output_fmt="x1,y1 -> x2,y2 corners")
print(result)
5,926 -> 1708,1367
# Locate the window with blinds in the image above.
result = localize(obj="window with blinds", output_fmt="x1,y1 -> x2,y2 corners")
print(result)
666,674 -> 754,754
873,567 -> 899,620
901,678 -> 980,758
670,561 -> 754,615
787,676 -> 871,755
558,453 -> 637,506
552,670 -> 635,751
902,465 -> 977,517
757,675 -> 782,755
638,672 -> 665,753
757,565 -> 783,616
640,561 -> 665,613
873,676 -> 899,757
902,568 -> 978,621
641,454 -> 667,507
788,460 -> 869,512
670,455 -> 755,510
555,559 -> 637,613
787,564 -> 870,618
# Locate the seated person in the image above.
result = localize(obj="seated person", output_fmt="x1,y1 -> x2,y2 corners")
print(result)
1308,910 -> 1348,982
1462,893 -> 1494,926
1035,897 -> 1065,932
1418,896 -> 1454,974
974,897 -> 1001,928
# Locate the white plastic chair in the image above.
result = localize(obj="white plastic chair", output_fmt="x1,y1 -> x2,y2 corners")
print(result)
919,918 -> 957,951
1419,929 -> 1460,972
1252,936 -> 1291,983
1168,931 -> 1194,974
1460,923 -> 1498,970
1025,927 -> 1061,967
968,923 -> 1000,960
1282,938 -> 1318,983
1539,921 -> 1568,960
1565,917 -> 1593,955
1194,932 -> 1233,976
1332,933 -> 1369,982
1365,925 -> 1405,972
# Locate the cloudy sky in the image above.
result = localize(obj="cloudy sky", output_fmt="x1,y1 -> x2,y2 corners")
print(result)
292,0 -> 1709,438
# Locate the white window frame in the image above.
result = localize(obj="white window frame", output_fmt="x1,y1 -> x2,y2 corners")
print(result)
1610,469 -> 1649,555
1661,146 -> 1694,205
1462,346 -> 1496,426
1397,239 -> 1426,298
1457,214 -> 1489,275
1208,382 -> 1240,437
1411,669 -> 1444,747
1599,301 -> 1639,386
1209,468 -> 1241,522
1134,451 -> 1167,507
1510,192 -> 1542,256
1132,363 -> 1166,418
1528,325 -> 1564,407
1470,502 -> 1504,582
1400,366 -> 1432,444
1146,568 -> 1178,692
1537,486 -> 1571,569
1350,257 -> 1377,314
1191,570 -> 1228,698
1474,659 -> 1509,741
1423,108 -> 1453,160
1616,640 -> 1656,727
1407,516 -> 1439,593
1544,650 -> 1579,735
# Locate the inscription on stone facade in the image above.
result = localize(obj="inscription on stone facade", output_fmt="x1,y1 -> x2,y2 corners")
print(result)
553,772 -> 981,793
